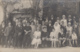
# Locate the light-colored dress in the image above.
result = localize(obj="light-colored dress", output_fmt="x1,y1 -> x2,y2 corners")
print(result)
54,22 -> 61,34
67,26 -> 72,35
60,19 -> 67,27
72,33 -> 77,40
31,31 -> 41,45
50,31 -> 58,41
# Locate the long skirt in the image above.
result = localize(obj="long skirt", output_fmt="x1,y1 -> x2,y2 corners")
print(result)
31,38 -> 41,45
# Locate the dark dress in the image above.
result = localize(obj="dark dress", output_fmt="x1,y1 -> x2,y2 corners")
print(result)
41,31 -> 49,47
47,25 -> 52,36
14,26 -> 23,47
23,26 -> 32,47
51,19 -> 56,25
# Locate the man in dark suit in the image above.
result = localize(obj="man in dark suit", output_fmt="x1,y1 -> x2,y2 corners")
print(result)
4,22 -> 12,47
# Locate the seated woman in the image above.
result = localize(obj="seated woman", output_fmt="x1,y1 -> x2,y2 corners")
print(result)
31,28 -> 41,48
50,28 -> 59,47
59,28 -> 66,47
72,31 -> 77,47
41,27 -> 49,47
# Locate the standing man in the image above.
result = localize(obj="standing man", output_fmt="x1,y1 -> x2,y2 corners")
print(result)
13,20 -> 20,48
17,22 -> 23,48
67,15 -> 73,26
51,15 -> 55,25
0,22 -> 5,46
4,22 -> 12,47
60,15 -> 67,34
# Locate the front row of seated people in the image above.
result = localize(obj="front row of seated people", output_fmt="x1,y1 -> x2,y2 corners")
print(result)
31,22 -> 77,48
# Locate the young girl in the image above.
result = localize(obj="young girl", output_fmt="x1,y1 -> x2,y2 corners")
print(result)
31,28 -> 41,48
66,22 -> 72,46
72,31 -> 77,46
50,28 -> 58,47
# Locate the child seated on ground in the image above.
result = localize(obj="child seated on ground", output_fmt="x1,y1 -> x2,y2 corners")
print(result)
31,28 -> 41,48
72,31 -> 77,47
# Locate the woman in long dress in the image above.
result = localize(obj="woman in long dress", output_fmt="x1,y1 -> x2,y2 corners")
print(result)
54,22 -> 61,34
31,28 -> 41,48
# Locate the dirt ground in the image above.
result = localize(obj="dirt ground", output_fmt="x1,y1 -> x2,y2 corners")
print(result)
0,47 -> 80,52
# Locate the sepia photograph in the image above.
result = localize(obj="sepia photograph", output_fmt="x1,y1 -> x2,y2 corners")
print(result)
0,0 -> 80,52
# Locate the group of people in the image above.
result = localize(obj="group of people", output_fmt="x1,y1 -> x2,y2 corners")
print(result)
0,14 -> 79,48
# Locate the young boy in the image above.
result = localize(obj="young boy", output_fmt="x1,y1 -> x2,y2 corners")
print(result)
31,28 -> 41,48
72,31 -> 77,46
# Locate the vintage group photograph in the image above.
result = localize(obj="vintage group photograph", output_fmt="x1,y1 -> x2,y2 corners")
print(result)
0,0 -> 80,52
